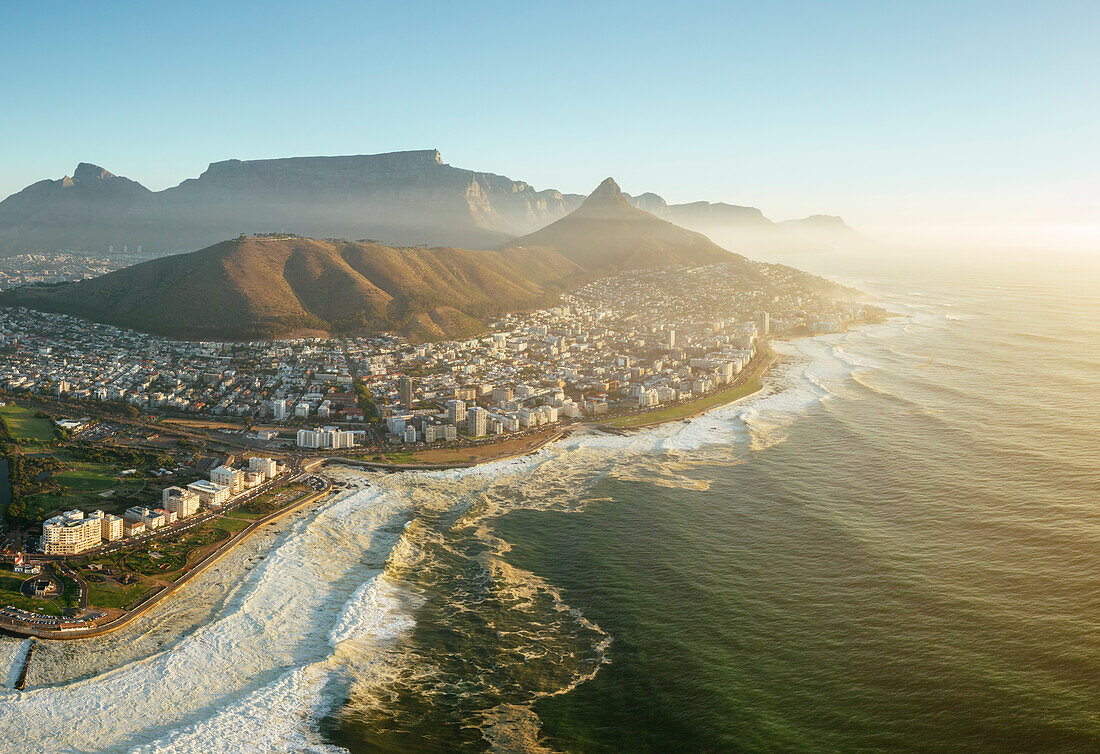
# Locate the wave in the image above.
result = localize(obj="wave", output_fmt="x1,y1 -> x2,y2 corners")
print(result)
0,313 -> 919,752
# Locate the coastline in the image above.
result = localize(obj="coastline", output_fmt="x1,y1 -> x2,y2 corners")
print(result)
1,476 -> 333,641
3,327 -> 832,647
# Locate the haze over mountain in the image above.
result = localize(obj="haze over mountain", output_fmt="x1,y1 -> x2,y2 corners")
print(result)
1,178 -> 780,341
505,178 -> 746,273
0,150 -> 864,257
778,214 -> 870,247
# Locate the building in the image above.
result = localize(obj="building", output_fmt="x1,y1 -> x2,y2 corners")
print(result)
467,406 -> 489,437
97,512 -> 124,541
42,510 -> 102,555
123,519 -> 146,537
295,402 -> 311,418
445,399 -> 466,425
210,465 -> 244,494
423,421 -> 458,443
759,311 -> 770,336
248,456 -> 278,480
296,426 -> 357,449
162,486 -> 201,519
398,376 -> 414,407
272,399 -> 289,420
188,479 -> 231,508
125,506 -> 167,530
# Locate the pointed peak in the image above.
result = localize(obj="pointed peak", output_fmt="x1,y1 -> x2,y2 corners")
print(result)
580,177 -> 631,211
73,163 -> 116,182
590,177 -> 622,198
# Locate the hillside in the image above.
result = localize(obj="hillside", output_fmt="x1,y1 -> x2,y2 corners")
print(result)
0,178 -> 811,341
504,178 -> 746,273
0,237 -> 582,341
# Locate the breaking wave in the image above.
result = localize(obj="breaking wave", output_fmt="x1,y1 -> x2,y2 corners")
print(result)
0,304 -> 941,753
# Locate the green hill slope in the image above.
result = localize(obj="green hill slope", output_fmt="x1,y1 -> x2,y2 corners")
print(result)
1,236 -> 581,340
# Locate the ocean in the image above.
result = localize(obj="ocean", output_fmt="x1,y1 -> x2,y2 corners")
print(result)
0,247 -> 1097,752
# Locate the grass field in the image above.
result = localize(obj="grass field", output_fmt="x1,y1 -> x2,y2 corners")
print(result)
0,403 -> 56,442
371,429 -> 562,466
86,581 -> 155,610
0,572 -> 64,615
0,567 -> 79,615
601,355 -> 772,429
54,463 -> 117,491
214,516 -> 253,533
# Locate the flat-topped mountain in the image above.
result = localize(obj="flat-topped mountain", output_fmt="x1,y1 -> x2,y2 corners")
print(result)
0,151 -> 584,254
778,214 -> 868,246
2,179 -> 759,341
0,150 -> 866,257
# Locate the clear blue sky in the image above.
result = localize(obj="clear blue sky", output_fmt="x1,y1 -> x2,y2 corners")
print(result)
1,1 -> 1097,248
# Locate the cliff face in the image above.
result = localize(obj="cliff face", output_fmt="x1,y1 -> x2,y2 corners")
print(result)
0,151 -> 589,255
0,150 -> 868,257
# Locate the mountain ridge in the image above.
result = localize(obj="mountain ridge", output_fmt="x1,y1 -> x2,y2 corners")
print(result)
0,150 -> 865,256
1,178 -> 753,341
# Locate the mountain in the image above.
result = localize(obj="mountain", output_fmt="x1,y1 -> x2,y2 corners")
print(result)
0,150 -> 864,258
0,151 -> 586,255
0,236 -> 583,341
668,201 -> 774,232
503,178 -> 745,273
778,215 -> 868,246
0,163 -> 158,255
668,201 -> 844,253
1,178 -> 749,340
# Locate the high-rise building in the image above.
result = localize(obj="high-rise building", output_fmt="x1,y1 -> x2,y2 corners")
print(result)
162,486 -> 201,518
398,376 -> 414,407
210,465 -> 244,494
759,311 -> 770,336
42,510 -> 103,555
467,406 -> 489,437
445,399 -> 466,424
273,399 -> 289,420
248,457 -> 278,480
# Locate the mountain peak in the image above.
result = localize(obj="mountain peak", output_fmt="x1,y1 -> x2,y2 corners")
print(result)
586,177 -> 625,202
576,178 -> 633,217
72,163 -> 116,182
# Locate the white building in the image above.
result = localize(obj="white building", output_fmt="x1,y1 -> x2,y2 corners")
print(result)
42,510 -> 103,555
273,399 -> 289,420
210,465 -> 244,494
295,402 -> 311,418
296,426 -> 357,449
188,479 -> 231,508
125,506 -> 167,530
162,486 -> 201,519
248,456 -> 278,480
